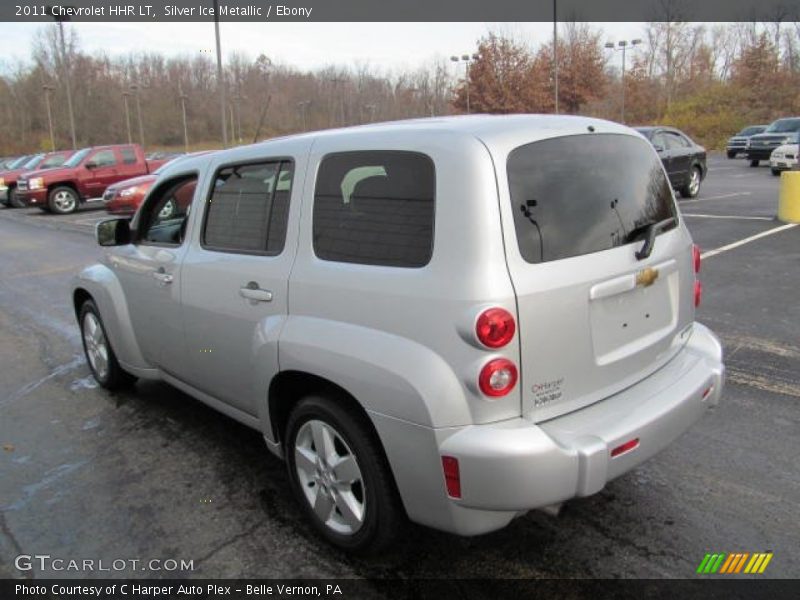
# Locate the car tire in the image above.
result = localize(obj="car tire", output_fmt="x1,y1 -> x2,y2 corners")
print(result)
679,166 -> 702,199
285,395 -> 403,554
771,169 -> 781,176
726,151 -> 736,159
48,185 -> 80,214
79,299 -> 137,391
8,186 -> 26,208
750,160 -> 760,167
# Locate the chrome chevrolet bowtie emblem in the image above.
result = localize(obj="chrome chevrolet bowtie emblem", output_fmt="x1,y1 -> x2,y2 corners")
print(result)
636,267 -> 659,287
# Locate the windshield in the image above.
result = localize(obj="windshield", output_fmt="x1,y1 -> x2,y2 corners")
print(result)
738,126 -> 765,136
507,134 -> 677,264
63,148 -> 92,168
765,119 -> 800,133
23,154 -> 45,169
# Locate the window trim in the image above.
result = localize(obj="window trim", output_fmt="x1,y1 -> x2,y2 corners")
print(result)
134,170 -> 201,249
199,157 -> 295,257
311,149 -> 437,269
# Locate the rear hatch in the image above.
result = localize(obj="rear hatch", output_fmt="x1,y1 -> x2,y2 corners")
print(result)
501,132 -> 695,422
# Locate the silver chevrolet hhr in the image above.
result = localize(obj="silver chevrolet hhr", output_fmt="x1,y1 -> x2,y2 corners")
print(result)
72,115 -> 724,552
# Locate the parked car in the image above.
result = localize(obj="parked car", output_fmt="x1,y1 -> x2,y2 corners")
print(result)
103,151 -> 214,216
769,133 -> 799,175
0,155 -> 35,206
635,126 -> 708,198
15,144 -> 169,214
0,150 -> 74,207
726,125 -> 767,158
73,115 -> 724,552
746,117 -> 800,167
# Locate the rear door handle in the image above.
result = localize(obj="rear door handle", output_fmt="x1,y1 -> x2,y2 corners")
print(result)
239,282 -> 273,303
152,267 -> 173,284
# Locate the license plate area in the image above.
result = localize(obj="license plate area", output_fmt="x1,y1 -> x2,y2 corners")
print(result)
589,261 -> 678,365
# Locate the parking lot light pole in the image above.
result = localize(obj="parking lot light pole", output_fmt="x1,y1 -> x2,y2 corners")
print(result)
130,84 -> 145,149
179,85 -> 189,152
121,91 -> 133,144
553,0 -> 558,114
52,13 -> 77,149
605,39 -> 642,124
450,54 -> 478,114
297,100 -> 311,130
213,0 -> 228,147
42,84 -> 56,151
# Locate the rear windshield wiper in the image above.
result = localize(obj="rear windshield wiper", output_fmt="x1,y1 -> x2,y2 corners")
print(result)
631,217 -> 677,260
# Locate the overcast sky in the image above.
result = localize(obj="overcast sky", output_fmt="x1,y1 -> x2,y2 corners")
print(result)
1,21 -> 647,73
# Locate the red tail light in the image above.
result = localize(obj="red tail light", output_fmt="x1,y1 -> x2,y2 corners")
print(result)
694,280 -> 703,307
478,358 -> 518,397
441,456 -> 461,498
476,308 -> 515,348
692,244 -> 701,273
610,438 -> 640,458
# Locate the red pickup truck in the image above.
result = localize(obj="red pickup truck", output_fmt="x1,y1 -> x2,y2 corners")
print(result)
16,144 -> 168,214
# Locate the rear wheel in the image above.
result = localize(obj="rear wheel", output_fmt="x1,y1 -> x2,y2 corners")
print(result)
79,299 -> 136,390
285,395 -> 403,553
48,186 -> 79,214
726,151 -> 736,159
750,159 -> 760,167
679,166 -> 702,198
8,186 -> 26,208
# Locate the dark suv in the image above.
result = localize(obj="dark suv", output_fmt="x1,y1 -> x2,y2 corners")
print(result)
726,125 -> 766,158
746,118 -> 800,167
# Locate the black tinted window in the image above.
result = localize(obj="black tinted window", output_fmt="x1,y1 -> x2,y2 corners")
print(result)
313,151 -> 435,267
507,134 -> 677,264
203,161 -> 293,254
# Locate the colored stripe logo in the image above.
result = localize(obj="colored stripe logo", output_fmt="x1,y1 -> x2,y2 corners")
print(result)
696,552 -> 773,574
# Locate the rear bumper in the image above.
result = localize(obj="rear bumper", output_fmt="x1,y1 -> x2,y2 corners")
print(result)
378,322 -> 723,536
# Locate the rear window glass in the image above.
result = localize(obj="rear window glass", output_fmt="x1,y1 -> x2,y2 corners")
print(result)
313,151 -> 435,268
507,134 -> 677,264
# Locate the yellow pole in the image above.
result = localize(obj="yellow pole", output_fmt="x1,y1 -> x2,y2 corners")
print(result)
778,172 -> 800,223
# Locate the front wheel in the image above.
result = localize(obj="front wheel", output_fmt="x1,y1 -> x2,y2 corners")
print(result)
771,169 -> 781,176
679,166 -> 702,198
726,151 -> 736,159
79,300 -> 137,390
750,159 -> 760,167
48,186 -> 79,214
285,396 -> 403,553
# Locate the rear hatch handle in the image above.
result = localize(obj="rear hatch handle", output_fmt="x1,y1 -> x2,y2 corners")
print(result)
632,217 -> 677,261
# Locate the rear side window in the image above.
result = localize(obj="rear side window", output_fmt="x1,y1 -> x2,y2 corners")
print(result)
507,134 -> 677,264
313,151 -> 435,268
121,147 -> 137,164
203,160 -> 293,255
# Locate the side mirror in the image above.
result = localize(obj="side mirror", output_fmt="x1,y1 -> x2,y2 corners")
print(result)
85,160 -> 97,169
96,218 -> 131,247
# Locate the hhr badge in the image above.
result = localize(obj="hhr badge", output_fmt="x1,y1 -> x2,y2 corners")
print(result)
636,267 -> 659,287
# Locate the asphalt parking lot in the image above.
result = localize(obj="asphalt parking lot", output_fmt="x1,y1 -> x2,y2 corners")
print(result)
0,154 -> 798,585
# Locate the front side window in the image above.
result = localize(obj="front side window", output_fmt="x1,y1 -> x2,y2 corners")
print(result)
139,175 -> 198,246
202,160 -> 293,255
91,150 -> 116,168
507,134 -> 677,264
40,152 -> 70,169
313,151 -> 435,268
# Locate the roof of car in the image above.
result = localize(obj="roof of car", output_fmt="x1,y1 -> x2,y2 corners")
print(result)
157,115 -> 644,178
